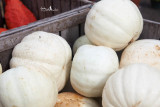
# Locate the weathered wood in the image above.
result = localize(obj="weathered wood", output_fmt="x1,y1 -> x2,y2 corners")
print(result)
0,49 -> 12,71
0,9 -> 3,27
61,0 -> 71,12
80,23 -> 85,36
140,19 -> 160,40
139,0 -> 160,22
44,0 -> 54,17
53,0 -> 61,15
21,0 -> 40,19
70,0 -> 81,35
80,2 -> 86,36
61,0 -> 72,42
21,0 -> 33,13
20,0 -> 84,20
37,0 -> 46,19
69,0 -> 81,46
71,0 -> 81,9
0,5 -> 90,53
61,26 -> 80,47
61,0 -> 80,48
0,4 -> 160,53
21,0 -> 59,19
0,0 -> 4,27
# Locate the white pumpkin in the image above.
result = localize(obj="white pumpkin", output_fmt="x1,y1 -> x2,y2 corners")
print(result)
73,35 -> 92,55
102,63 -> 160,107
120,39 -> 160,70
55,92 -> 100,107
85,0 -> 143,51
0,66 -> 58,107
10,31 -> 72,91
71,45 -> 119,97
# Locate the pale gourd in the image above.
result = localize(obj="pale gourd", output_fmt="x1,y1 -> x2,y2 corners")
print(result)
120,39 -> 160,70
55,92 -> 100,107
102,64 -> 160,107
71,45 -> 119,97
10,31 -> 72,91
0,67 -> 58,107
85,0 -> 143,51
73,35 -> 92,55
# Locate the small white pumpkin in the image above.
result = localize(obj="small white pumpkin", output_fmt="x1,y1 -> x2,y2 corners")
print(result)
73,35 -> 92,55
55,92 -> 100,107
85,0 -> 143,51
0,67 -> 58,107
120,39 -> 160,70
102,64 -> 160,107
10,31 -> 72,91
71,45 -> 119,97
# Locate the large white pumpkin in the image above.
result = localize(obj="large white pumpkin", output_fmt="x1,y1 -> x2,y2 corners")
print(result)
0,67 -> 58,107
85,0 -> 143,51
55,92 -> 100,107
102,64 -> 160,107
10,31 -> 72,91
73,35 -> 92,55
120,39 -> 160,70
71,45 -> 119,97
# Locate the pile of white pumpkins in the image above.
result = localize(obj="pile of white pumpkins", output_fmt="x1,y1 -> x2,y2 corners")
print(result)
0,0 -> 160,107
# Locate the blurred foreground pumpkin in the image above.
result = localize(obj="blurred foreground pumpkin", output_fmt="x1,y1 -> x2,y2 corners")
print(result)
5,0 -> 37,29
0,28 -> 7,34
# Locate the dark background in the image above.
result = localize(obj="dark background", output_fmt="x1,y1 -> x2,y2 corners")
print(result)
0,0 -> 160,28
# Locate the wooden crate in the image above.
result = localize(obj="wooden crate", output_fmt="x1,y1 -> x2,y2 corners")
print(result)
0,0 -> 86,49
0,0 -> 86,27
0,4 -> 160,70
0,3 -> 159,106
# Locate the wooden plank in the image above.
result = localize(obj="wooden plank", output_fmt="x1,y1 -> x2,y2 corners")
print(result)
61,0 -> 80,47
0,49 -> 12,71
53,0 -> 61,15
43,0 -> 54,17
61,26 -> 80,47
139,0 -> 160,22
0,8 -> 3,27
80,0 -> 87,6
61,0 -> 72,44
53,0 -> 62,36
0,0 -> 4,27
0,5 -> 90,52
36,0 -> 46,19
79,22 -> 85,36
80,1 -> 87,36
21,0 -> 55,19
21,0 -> 40,19
140,19 -> 160,40
21,0 -> 33,12
71,0 -> 81,9
66,0 -> 81,47
61,0 -> 71,13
